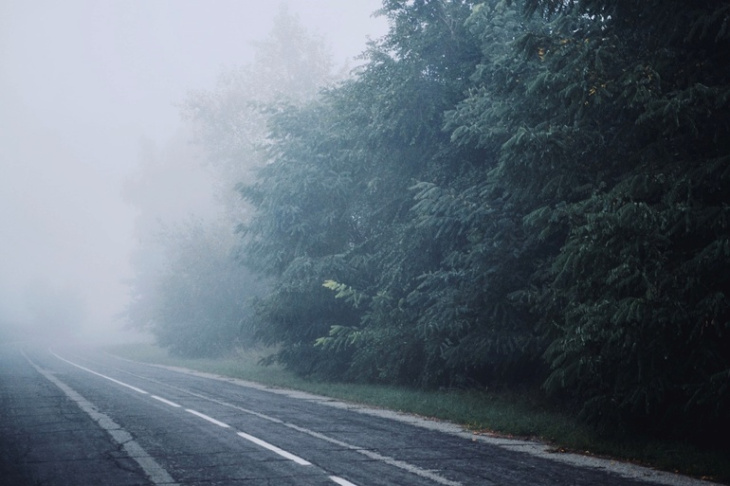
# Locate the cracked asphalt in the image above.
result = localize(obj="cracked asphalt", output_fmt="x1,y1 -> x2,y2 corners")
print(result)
0,343 -> 717,486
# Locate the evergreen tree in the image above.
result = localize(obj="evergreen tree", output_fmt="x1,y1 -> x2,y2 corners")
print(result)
144,219 -> 260,357
448,0 -> 730,436
241,0 -> 487,384
232,0 -> 730,441
183,6 -> 338,221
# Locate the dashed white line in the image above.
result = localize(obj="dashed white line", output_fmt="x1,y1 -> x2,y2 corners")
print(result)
47,351 -> 429,483
112,368 -> 462,486
329,476 -> 359,486
23,352 -> 179,486
220,402 -> 462,486
236,432 -> 312,465
185,409 -> 230,428
50,350 -> 149,395
47,351 -> 318,473
151,395 -> 181,408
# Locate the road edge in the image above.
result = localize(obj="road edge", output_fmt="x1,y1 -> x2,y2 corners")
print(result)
108,354 -> 718,486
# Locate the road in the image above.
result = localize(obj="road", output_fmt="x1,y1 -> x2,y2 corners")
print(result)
0,343 -> 714,486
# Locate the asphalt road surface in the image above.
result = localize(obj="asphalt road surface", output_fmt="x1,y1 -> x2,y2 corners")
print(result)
0,343 -> 715,486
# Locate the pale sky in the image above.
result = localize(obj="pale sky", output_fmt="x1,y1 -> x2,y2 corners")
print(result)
0,0 -> 386,335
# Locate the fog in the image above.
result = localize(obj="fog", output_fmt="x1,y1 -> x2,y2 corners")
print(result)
0,0 -> 386,343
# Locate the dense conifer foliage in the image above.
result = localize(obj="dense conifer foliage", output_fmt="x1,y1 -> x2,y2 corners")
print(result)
500,0 -> 730,438
152,0 -> 730,440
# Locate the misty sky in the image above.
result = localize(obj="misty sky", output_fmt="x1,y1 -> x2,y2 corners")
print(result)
0,0 -> 386,334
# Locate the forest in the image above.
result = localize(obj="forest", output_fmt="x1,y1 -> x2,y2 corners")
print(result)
126,0 -> 730,443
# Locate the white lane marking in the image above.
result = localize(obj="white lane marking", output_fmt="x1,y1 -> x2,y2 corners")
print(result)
72,352 -> 456,483
50,350 -> 148,395
114,372 -> 461,486
22,352 -> 179,486
236,431 -> 311,466
330,476 -> 359,486
48,350 -> 316,469
151,395 -> 181,408
283,420 -> 462,486
185,409 -> 230,428
47,349 -> 318,472
108,354 -> 718,486
208,396 -> 459,484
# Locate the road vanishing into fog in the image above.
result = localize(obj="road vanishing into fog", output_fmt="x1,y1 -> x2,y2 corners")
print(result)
0,344 -> 714,486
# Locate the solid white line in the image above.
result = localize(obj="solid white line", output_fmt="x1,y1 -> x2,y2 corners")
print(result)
330,476 -> 359,486
50,350 -> 149,395
23,352 -> 179,486
186,409 -> 230,428
236,431 -> 311,466
151,395 -> 181,408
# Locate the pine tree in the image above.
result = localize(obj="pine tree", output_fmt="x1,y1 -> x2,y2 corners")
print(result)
466,0 -> 730,437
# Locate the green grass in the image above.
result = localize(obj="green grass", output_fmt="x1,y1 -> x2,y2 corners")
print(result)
107,342 -> 729,484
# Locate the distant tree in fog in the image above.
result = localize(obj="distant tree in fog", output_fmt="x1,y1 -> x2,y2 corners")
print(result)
182,5 -> 340,221
124,6 -> 338,357
127,219 -> 264,357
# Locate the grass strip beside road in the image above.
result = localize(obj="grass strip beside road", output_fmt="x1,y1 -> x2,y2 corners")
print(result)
107,343 -> 728,484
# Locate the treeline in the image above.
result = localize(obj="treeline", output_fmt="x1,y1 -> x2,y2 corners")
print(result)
131,0 -> 730,441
